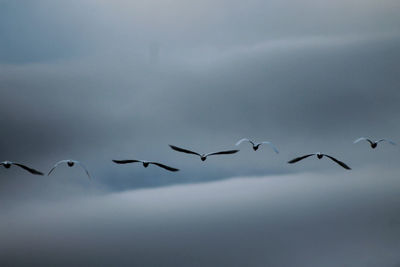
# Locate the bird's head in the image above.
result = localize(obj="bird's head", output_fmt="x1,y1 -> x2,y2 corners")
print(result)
317,153 -> 323,159
371,143 -> 377,149
200,155 -> 207,161
253,145 -> 259,151
67,161 -> 75,167
143,162 -> 149,168
2,161 -> 11,168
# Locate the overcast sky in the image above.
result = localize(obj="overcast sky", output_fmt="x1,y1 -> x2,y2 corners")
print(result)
1,0 -> 400,266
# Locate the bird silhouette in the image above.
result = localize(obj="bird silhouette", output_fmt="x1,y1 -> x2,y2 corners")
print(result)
353,137 -> 396,149
113,159 -> 179,172
0,161 -> 43,175
288,153 -> 351,170
235,138 -> 279,153
169,145 -> 239,161
48,160 -> 91,179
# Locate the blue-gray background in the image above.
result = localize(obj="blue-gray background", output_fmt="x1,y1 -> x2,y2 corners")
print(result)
0,0 -> 400,266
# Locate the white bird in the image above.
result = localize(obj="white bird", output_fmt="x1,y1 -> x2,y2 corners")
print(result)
112,159 -> 179,172
48,160 -> 91,179
288,153 -> 351,170
0,161 -> 43,175
353,137 -> 396,149
169,145 -> 239,161
235,138 -> 279,153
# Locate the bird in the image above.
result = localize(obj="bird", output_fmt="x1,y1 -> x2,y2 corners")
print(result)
353,137 -> 396,149
288,153 -> 351,170
235,138 -> 279,153
169,145 -> 239,161
112,159 -> 179,172
0,161 -> 44,175
48,160 -> 91,179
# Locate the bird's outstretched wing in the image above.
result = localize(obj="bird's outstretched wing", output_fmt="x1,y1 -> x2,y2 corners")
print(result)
48,160 -> 69,176
150,162 -> 179,172
261,141 -> 279,154
13,163 -> 44,175
324,155 -> 351,170
205,150 -> 239,157
74,161 -> 91,180
288,154 -> 315,164
235,138 -> 254,146
353,137 -> 373,145
377,139 -> 396,145
112,160 -> 141,164
169,145 -> 201,156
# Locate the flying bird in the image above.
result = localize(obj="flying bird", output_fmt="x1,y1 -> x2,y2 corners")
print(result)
169,145 -> 239,161
48,160 -> 91,179
288,153 -> 351,170
112,159 -> 179,172
353,137 -> 396,149
0,161 -> 44,175
235,138 -> 279,153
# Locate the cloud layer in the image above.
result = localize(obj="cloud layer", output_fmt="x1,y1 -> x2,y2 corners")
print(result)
1,169 -> 400,266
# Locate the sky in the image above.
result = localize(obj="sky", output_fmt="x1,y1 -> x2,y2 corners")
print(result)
1,0 -> 400,266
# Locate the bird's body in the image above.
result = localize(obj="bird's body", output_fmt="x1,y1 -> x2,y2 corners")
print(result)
169,145 -> 239,161
0,161 -> 44,175
235,138 -> 279,153
354,137 -> 396,149
112,159 -> 179,172
288,153 -> 351,170
48,160 -> 91,179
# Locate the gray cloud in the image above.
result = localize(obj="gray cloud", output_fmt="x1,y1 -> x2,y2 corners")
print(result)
1,32 -> 399,194
1,169 -> 400,267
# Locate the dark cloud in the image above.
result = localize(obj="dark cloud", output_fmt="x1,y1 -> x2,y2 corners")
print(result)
1,34 -> 399,194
